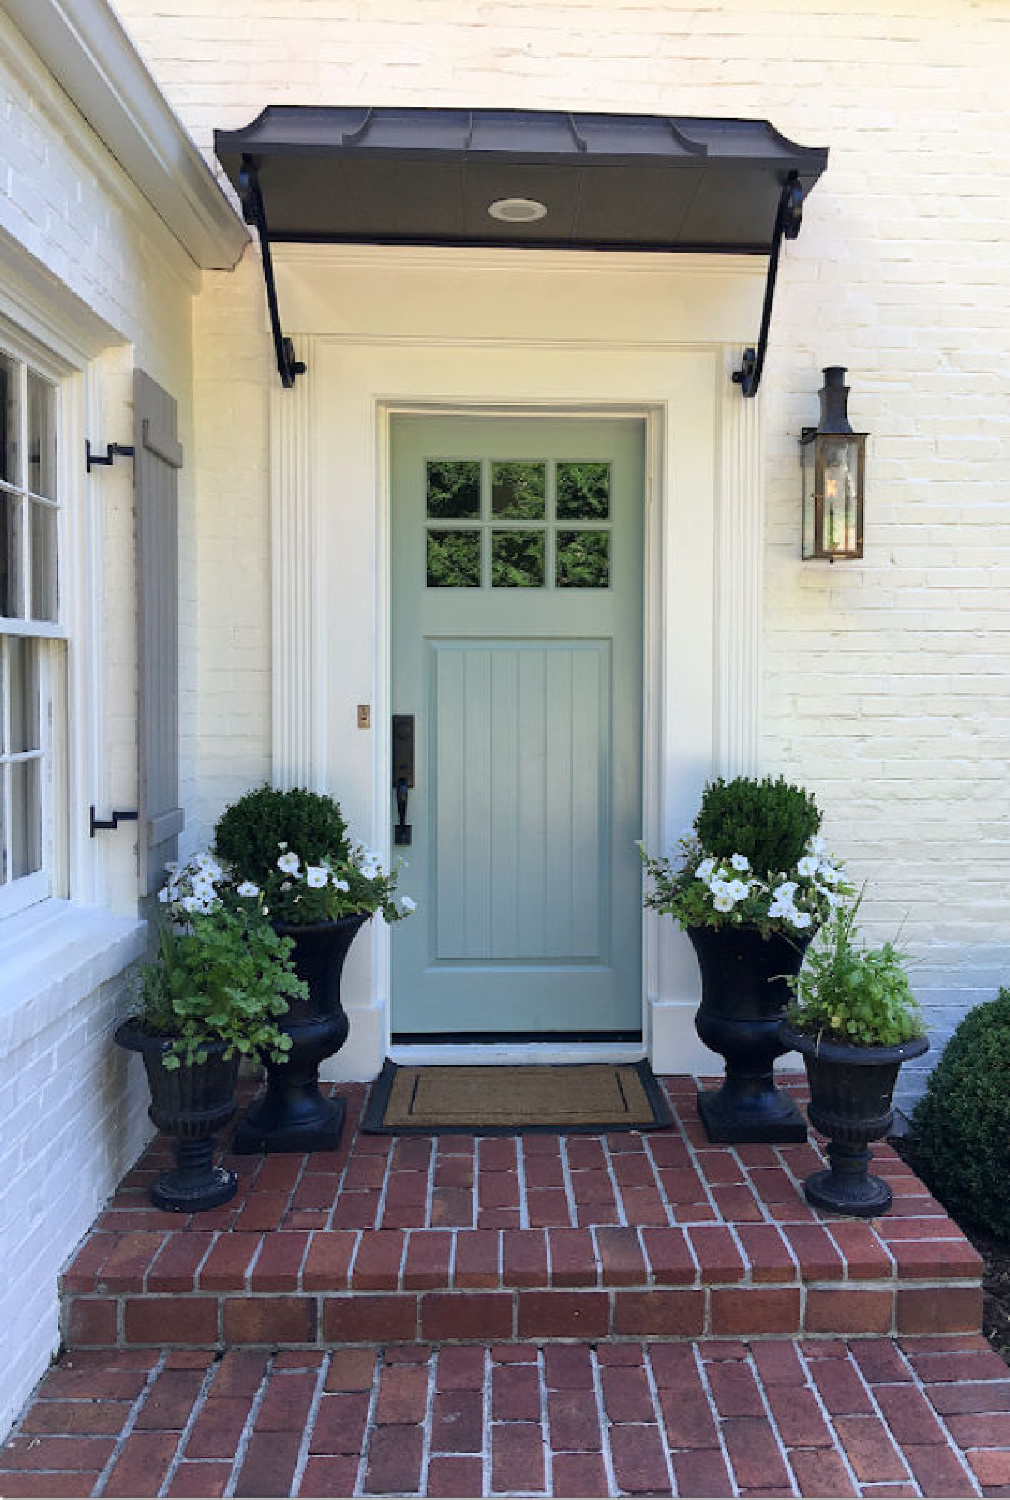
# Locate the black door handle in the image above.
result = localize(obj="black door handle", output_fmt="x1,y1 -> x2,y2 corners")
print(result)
395,777 -> 411,846
392,715 -> 414,846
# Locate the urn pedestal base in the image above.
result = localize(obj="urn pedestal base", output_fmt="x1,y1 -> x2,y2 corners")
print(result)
232,1083 -> 346,1155
151,1138 -> 238,1213
697,1079 -> 807,1144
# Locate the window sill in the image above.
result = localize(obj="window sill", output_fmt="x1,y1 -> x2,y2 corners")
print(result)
0,901 -> 148,1062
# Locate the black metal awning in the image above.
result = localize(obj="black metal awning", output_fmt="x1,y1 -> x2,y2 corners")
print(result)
214,107 -> 829,390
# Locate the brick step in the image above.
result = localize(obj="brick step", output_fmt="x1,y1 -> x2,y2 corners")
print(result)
59,1076 -> 983,1351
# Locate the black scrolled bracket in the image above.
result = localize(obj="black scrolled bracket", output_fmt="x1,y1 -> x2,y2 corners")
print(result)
733,173 -> 805,399
90,805 -> 139,838
237,156 -> 307,390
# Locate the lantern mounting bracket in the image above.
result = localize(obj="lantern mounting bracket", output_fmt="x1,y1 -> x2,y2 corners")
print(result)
732,172 -> 805,399
237,156 -> 306,389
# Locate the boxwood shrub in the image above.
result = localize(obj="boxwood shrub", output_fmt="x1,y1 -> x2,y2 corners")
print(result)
910,988 -> 1010,1239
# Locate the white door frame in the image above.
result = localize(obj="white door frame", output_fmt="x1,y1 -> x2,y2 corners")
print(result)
269,246 -> 765,1079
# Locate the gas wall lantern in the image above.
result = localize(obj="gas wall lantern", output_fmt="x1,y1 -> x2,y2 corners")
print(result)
800,366 -> 867,560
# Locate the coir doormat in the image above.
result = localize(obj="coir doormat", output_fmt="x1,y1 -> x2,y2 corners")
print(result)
361,1059 -> 673,1135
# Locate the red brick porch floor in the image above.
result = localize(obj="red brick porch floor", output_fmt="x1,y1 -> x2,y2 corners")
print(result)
4,1072 -> 1005,1497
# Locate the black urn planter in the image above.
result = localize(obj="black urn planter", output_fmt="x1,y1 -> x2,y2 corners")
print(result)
780,1024 -> 929,1216
689,924 -> 811,1143
232,912 -> 370,1155
115,1021 -> 239,1212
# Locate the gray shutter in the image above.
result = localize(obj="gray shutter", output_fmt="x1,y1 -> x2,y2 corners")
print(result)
134,369 -> 185,896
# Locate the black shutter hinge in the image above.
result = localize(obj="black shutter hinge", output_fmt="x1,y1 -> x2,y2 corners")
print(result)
86,441 -> 135,473
90,806 -> 139,838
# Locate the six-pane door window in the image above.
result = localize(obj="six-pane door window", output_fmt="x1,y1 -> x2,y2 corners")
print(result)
0,346 -> 63,916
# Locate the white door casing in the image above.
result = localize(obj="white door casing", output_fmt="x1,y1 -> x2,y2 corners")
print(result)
268,246 -> 765,1080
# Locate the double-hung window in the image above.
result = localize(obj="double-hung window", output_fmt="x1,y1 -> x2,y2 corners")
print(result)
0,343 -> 66,917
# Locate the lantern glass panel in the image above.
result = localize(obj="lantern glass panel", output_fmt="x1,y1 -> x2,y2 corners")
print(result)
801,437 -> 816,559
820,437 -> 860,556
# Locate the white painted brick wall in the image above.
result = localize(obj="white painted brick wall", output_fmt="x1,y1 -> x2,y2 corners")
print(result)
0,12 -> 202,1438
122,0 -> 1010,1107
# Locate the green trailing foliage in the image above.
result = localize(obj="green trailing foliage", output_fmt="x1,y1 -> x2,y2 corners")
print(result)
910,989 -> 1010,1239
134,908 -> 302,1070
695,775 -> 821,877
785,899 -> 923,1047
214,785 -> 350,883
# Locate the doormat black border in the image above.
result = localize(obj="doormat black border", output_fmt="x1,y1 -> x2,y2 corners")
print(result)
391,1029 -> 643,1045
360,1058 -> 675,1136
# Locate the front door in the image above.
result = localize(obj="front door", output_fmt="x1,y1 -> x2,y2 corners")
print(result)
390,415 -> 644,1039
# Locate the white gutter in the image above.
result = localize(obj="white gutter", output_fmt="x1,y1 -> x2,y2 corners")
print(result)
2,0 -> 248,271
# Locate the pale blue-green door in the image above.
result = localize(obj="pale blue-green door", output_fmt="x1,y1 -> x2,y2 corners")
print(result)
390,416 -> 643,1038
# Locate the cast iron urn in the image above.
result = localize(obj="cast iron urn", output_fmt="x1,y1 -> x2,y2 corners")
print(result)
115,1021 -> 239,1212
689,924 -> 810,1143
233,912 -> 369,1154
779,1025 -> 928,1216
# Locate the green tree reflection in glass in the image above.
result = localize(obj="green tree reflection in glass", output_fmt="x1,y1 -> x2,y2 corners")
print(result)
426,459 -> 480,519
491,530 -> 545,588
557,462 -> 610,520
427,530 -> 481,587
556,530 -> 610,589
491,461 -> 546,519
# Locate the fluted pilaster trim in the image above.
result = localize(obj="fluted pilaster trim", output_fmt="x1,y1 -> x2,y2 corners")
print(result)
270,356 -> 315,789
716,353 -> 763,776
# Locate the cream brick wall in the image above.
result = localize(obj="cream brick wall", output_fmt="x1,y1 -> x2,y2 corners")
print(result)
112,0 -> 1010,1103
0,9 -> 202,1437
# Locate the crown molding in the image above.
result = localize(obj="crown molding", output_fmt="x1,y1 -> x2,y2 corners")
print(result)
4,0 -> 248,271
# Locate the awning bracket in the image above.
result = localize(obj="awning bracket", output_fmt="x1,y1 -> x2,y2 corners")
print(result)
238,155 -> 306,389
733,172 -> 804,398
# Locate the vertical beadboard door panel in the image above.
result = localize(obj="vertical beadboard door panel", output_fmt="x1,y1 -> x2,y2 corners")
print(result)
134,369 -> 185,896
390,415 -> 643,1037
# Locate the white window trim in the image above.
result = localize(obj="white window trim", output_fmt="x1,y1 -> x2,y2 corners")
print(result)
0,315 -> 102,924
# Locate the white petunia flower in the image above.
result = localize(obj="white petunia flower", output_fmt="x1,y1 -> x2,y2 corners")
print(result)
796,855 -> 819,879
334,878 -> 350,893
277,851 -> 301,876
790,910 -> 813,929
157,887 -> 171,903
397,895 -> 417,914
712,894 -> 735,913
306,865 -> 328,888
236,881 -> 260,898
730,854 -> 750,872
695,857 -> 717,885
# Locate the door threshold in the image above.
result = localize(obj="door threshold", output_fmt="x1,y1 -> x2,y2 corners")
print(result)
388,1039 -> 647,1067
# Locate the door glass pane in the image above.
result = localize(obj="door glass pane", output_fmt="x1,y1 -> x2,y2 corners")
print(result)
557,462 -> 611,519
426,459 -> 480,519
31,502 -> 58,621
0,490 -> 19,618
0,353 -> 17,488
9,637 -> 40,753
491,529 -> 545,588
27,372 -> 56,501
10,758 -> 41,878
491,461 -> 545,519
556,530 -> 610,589
426,529 -> 481,587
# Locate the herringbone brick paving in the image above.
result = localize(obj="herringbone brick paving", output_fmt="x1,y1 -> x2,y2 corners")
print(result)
4,1335 -> 1009,1496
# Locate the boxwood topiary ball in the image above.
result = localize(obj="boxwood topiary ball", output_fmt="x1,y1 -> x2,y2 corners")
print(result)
214,785 -> 350,883
694,775 -> 821,877
910,988 -> 1010,1240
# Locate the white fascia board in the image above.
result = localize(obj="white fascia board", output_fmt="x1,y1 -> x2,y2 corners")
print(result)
3,0 -> 248,271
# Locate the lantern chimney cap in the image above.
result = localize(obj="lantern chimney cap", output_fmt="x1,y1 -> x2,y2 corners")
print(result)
818,365 -> 854,435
